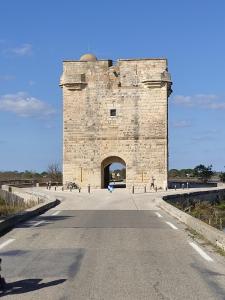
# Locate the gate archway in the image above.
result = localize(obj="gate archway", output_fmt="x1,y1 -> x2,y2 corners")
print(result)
101,156 -> 126,188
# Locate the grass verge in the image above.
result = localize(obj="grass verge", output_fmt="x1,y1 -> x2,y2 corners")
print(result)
186,227 -> 225,257
0,197 -> 36,217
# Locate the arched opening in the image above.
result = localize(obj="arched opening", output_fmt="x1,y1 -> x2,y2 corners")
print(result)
101,156 -> 126,188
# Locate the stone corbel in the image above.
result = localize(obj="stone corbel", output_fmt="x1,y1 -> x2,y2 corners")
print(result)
59,73 -> 87,90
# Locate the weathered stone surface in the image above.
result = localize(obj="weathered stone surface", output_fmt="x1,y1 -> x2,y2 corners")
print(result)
60,55 -> 172,189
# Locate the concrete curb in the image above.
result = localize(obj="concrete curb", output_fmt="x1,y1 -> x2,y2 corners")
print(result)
157,197 -> 225,251
0,198 -> 60,236
162,188 -> 225,203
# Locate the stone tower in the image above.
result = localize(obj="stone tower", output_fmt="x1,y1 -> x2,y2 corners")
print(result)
60,54 -> 172,189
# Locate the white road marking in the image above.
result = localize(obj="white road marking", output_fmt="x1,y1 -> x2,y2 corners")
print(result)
33,220 -> 45,227
189,242 -> 213,262
155,212 -> 163,218
0,239 -> 15,250
166,221 -> 178,230
51,211 -> 61,216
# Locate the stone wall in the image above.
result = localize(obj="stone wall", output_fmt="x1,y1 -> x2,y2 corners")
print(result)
1,185 -> 46,204
164,189 -> 225,205
60,55 -> 172,189
158,188 -> 225,251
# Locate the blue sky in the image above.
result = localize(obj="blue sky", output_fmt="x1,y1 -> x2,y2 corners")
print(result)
0,0 -> 225,172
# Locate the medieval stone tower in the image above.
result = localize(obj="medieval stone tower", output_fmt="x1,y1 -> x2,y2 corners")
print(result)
60,54 -> 172,189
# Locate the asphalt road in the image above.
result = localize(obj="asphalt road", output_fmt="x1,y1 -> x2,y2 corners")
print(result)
0,192 -> 225,299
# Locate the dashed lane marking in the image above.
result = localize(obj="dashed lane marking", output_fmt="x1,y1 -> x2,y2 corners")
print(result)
51,211 -> 61,216
155,212 -> 163,218
189,242 -> 213,262
0,239 -> 15,250
166,221 -> 178,230
33,220 -> 45,227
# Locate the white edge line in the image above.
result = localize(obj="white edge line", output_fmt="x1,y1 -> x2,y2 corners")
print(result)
166,221 -> 178,230
33,220 -> 45,227
51,211 -> 61,216
0,239 -> 15,250
155,212 -> 163,218
189,242 -> 213,262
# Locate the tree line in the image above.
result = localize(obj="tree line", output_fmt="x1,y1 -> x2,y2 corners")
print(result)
1,163 -> 225,183
169,164 -> 225,183
0,163 -> 62,183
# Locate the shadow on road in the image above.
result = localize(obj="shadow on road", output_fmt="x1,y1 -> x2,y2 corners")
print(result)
16,215 -> 73,228
191,263 -> 225,298
0,249 -> 29,256
0,278 -> 66,296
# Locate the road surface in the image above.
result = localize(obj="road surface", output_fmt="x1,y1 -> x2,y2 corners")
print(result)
0,189 -> 225,299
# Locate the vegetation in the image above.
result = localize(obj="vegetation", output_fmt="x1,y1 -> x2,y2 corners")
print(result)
169,164 -> 220,183
169,168 -> 195,178
0,162 -> 62,183
0,196 -> 35,217
47,162 -> 62,182
219,166 -> 225,182
172,199 -> 225,230
219,172 -> 225,183
186,227 -> 225,257
193,164 -> 213,182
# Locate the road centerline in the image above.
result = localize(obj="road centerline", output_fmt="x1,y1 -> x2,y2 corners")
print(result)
51,211 -> 61,216
155,212 -> 163,218
33,220 -> 45,227
166,221 -> 178,230
189,242 -> 213,262
0,239 -> 15,250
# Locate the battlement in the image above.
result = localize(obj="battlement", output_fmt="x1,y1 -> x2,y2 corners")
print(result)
60,54 -> 172,93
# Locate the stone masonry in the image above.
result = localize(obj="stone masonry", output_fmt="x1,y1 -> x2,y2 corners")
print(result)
60,54 -> 172,189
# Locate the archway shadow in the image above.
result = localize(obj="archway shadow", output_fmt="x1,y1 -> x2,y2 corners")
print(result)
1,278 -> 66,296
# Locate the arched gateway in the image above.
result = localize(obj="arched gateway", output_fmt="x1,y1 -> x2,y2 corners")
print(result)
101,156 -> 126,188
60,53 -> 172,189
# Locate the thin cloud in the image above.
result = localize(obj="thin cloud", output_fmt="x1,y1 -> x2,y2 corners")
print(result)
191,130 -> 219,142
4,43 -> 33,56
172,94 -> 225,110
0,75 -> 15,81
0,92 -> 56,118
28,80 -> 36,86
172,120 -> 191,128
44,122 -> 56,129
191,135 -> 213,142
12,43 -> 32,56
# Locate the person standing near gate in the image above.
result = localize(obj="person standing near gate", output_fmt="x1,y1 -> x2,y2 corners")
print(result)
150,176 -> 155,189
